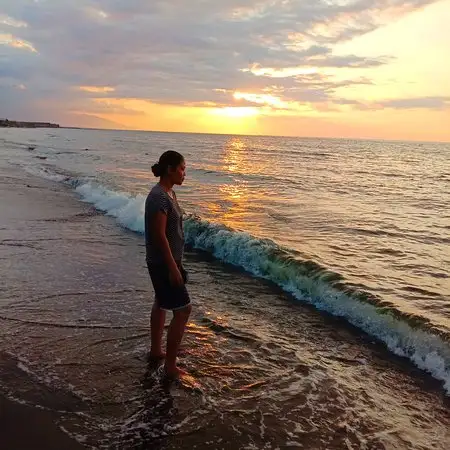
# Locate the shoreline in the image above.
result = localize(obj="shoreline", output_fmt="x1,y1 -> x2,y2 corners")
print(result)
0,169 -> 90,448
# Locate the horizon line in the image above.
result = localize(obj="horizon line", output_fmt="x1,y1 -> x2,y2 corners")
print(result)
59,125 -> 450,145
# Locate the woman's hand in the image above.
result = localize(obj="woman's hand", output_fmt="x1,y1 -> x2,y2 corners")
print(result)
169,266 -> 184,286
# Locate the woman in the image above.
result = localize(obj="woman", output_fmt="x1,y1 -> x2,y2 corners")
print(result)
145,150 -> 191,379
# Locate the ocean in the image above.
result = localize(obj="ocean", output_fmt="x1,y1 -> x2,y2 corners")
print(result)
0,128 -> 449,448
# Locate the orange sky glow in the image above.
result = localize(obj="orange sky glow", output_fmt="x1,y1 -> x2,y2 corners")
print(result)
1,1 -> 449,141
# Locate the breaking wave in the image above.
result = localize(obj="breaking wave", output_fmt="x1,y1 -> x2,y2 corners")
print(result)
26,165 -> 450,393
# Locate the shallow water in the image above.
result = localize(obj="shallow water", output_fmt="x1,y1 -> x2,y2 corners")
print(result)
0,130 -> 449,448
2,128 -> 449,385
2,129 -> 449,320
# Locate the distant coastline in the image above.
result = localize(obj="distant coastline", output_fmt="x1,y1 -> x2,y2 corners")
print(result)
0,119 -> 59,129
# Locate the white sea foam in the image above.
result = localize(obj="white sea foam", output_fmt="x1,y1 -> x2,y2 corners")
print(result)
184,216 -> 450,393
75,182 -> 145,233
24,164 -> 67,183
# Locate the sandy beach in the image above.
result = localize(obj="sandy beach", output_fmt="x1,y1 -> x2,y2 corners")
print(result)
0,170 -> 74,447
0,393 -> 84,450
0,168 -> 97,448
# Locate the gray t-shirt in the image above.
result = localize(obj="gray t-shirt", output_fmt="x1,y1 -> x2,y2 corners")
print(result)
145,183 -> 185,264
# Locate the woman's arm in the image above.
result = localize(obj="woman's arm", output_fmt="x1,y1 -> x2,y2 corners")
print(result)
151,210 -> 183,286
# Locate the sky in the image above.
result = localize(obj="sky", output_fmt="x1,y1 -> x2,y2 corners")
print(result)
1,0 -> 449,141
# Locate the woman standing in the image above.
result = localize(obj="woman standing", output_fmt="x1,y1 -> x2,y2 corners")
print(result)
145,151 -> 191,379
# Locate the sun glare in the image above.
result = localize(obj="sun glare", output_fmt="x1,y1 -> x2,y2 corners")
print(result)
79,86 -> 115,93
211,106 -> 261,118
242,65 -> 318,78
233,91 -> 288,108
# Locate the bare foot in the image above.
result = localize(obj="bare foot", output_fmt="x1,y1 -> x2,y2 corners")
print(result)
163,365 -> 188,380
147,350 -> 166,362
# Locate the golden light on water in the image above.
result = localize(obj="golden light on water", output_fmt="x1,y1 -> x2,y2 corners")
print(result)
223,137 -> 249,174
200,137 -> 267,233
112,167 -> 149,179
220,183 -> 248,201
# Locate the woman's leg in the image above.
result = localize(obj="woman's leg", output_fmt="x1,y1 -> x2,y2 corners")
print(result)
150,301 -> 166,358
165,304 -> 192,377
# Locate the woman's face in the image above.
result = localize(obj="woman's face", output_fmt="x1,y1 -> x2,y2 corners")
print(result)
169,160 -> 186,185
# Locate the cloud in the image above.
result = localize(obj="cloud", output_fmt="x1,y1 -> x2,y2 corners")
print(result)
233,91 -> 291,109
78,98 -> 147,117
60,113 -> 126,130
0,33 -> 37,52
379,96 -> 450,110
0,0 -> 439,122
79,86 -> 115,94
309,55 -> 391,68
0,14 -> 27,28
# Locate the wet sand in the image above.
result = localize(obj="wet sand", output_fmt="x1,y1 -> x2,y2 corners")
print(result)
0,393 -> 84,450
0,169 -> 90,449
0,167 -> 449,449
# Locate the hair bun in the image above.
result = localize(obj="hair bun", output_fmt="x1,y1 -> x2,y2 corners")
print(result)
151,151 -> 184,178
151,162 -> 162,177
